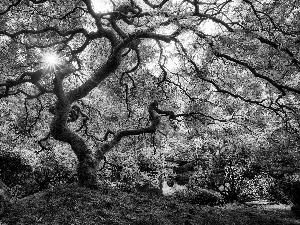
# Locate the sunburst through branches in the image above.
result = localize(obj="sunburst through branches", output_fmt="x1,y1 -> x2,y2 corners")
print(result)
41,52 -> 62,71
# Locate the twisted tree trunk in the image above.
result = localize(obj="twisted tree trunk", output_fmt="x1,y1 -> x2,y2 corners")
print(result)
50,101 -> 99,188
50,97 -> 176,189
49,44 -> 176,189
50,68 -> 100,189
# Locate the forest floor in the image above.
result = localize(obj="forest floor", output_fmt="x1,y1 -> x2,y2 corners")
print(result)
0,184 -> 300,225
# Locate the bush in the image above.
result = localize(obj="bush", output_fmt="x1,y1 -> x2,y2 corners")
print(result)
113,181 -> 135,193
238,175 -> 274,202
10,178 -> 40,198
285,181 -> 300,205
174,188 -> 223,206
0,151 -> 32,187
271,176 -> 300,205
33,164 -> 75,192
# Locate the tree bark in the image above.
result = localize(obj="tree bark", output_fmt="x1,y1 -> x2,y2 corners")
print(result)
49,52 -> 123,189
50,69 -> 99,189
50,101 -> 99,189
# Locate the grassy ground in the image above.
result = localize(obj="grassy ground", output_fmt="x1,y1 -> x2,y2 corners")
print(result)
0,185 -> 300,225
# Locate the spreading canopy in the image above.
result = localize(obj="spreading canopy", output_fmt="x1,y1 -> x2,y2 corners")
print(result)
0,0 -> 299,188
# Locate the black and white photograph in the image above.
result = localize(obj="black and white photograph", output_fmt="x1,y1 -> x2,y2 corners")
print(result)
0,0 -> 300,224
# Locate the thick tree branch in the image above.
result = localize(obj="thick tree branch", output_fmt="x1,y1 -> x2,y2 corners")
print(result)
0,27 -> 88,39
94,101 -> 176,162
142,0 -> 170,9
66,31 -> 178,103
214,51 -> 300,95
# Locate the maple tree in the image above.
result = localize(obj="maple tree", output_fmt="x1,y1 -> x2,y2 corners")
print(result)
0,0 -> 299,189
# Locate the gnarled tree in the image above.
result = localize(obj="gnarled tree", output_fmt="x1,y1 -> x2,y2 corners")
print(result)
0,0 -> 299,189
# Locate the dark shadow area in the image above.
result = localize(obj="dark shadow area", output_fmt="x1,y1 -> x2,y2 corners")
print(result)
1,185 -> 300,225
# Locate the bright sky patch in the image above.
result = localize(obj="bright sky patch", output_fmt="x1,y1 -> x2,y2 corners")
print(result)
92,0 -> 112,13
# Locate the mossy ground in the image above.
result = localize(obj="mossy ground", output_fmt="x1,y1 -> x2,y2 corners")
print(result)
0,185 -> 299,225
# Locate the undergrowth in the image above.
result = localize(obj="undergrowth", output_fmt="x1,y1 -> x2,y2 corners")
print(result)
0,184 -> 299,225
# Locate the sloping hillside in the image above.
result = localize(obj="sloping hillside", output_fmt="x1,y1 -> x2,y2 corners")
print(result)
1,185 -> 300,225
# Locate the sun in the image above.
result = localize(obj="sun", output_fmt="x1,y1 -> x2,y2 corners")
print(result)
42,52 -> 62,71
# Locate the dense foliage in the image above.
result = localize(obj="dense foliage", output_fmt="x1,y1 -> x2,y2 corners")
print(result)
0,0 -> 299,207
0,151 -> 32,187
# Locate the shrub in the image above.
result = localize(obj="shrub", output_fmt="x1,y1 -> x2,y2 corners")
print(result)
174,188 -> 223,206
238,175 -> 274,202
113,181 -> 135,193
33,164 -> 75,192
10,179 -> 40,198
271,176 -> 300,205
0,151 -> 32,187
